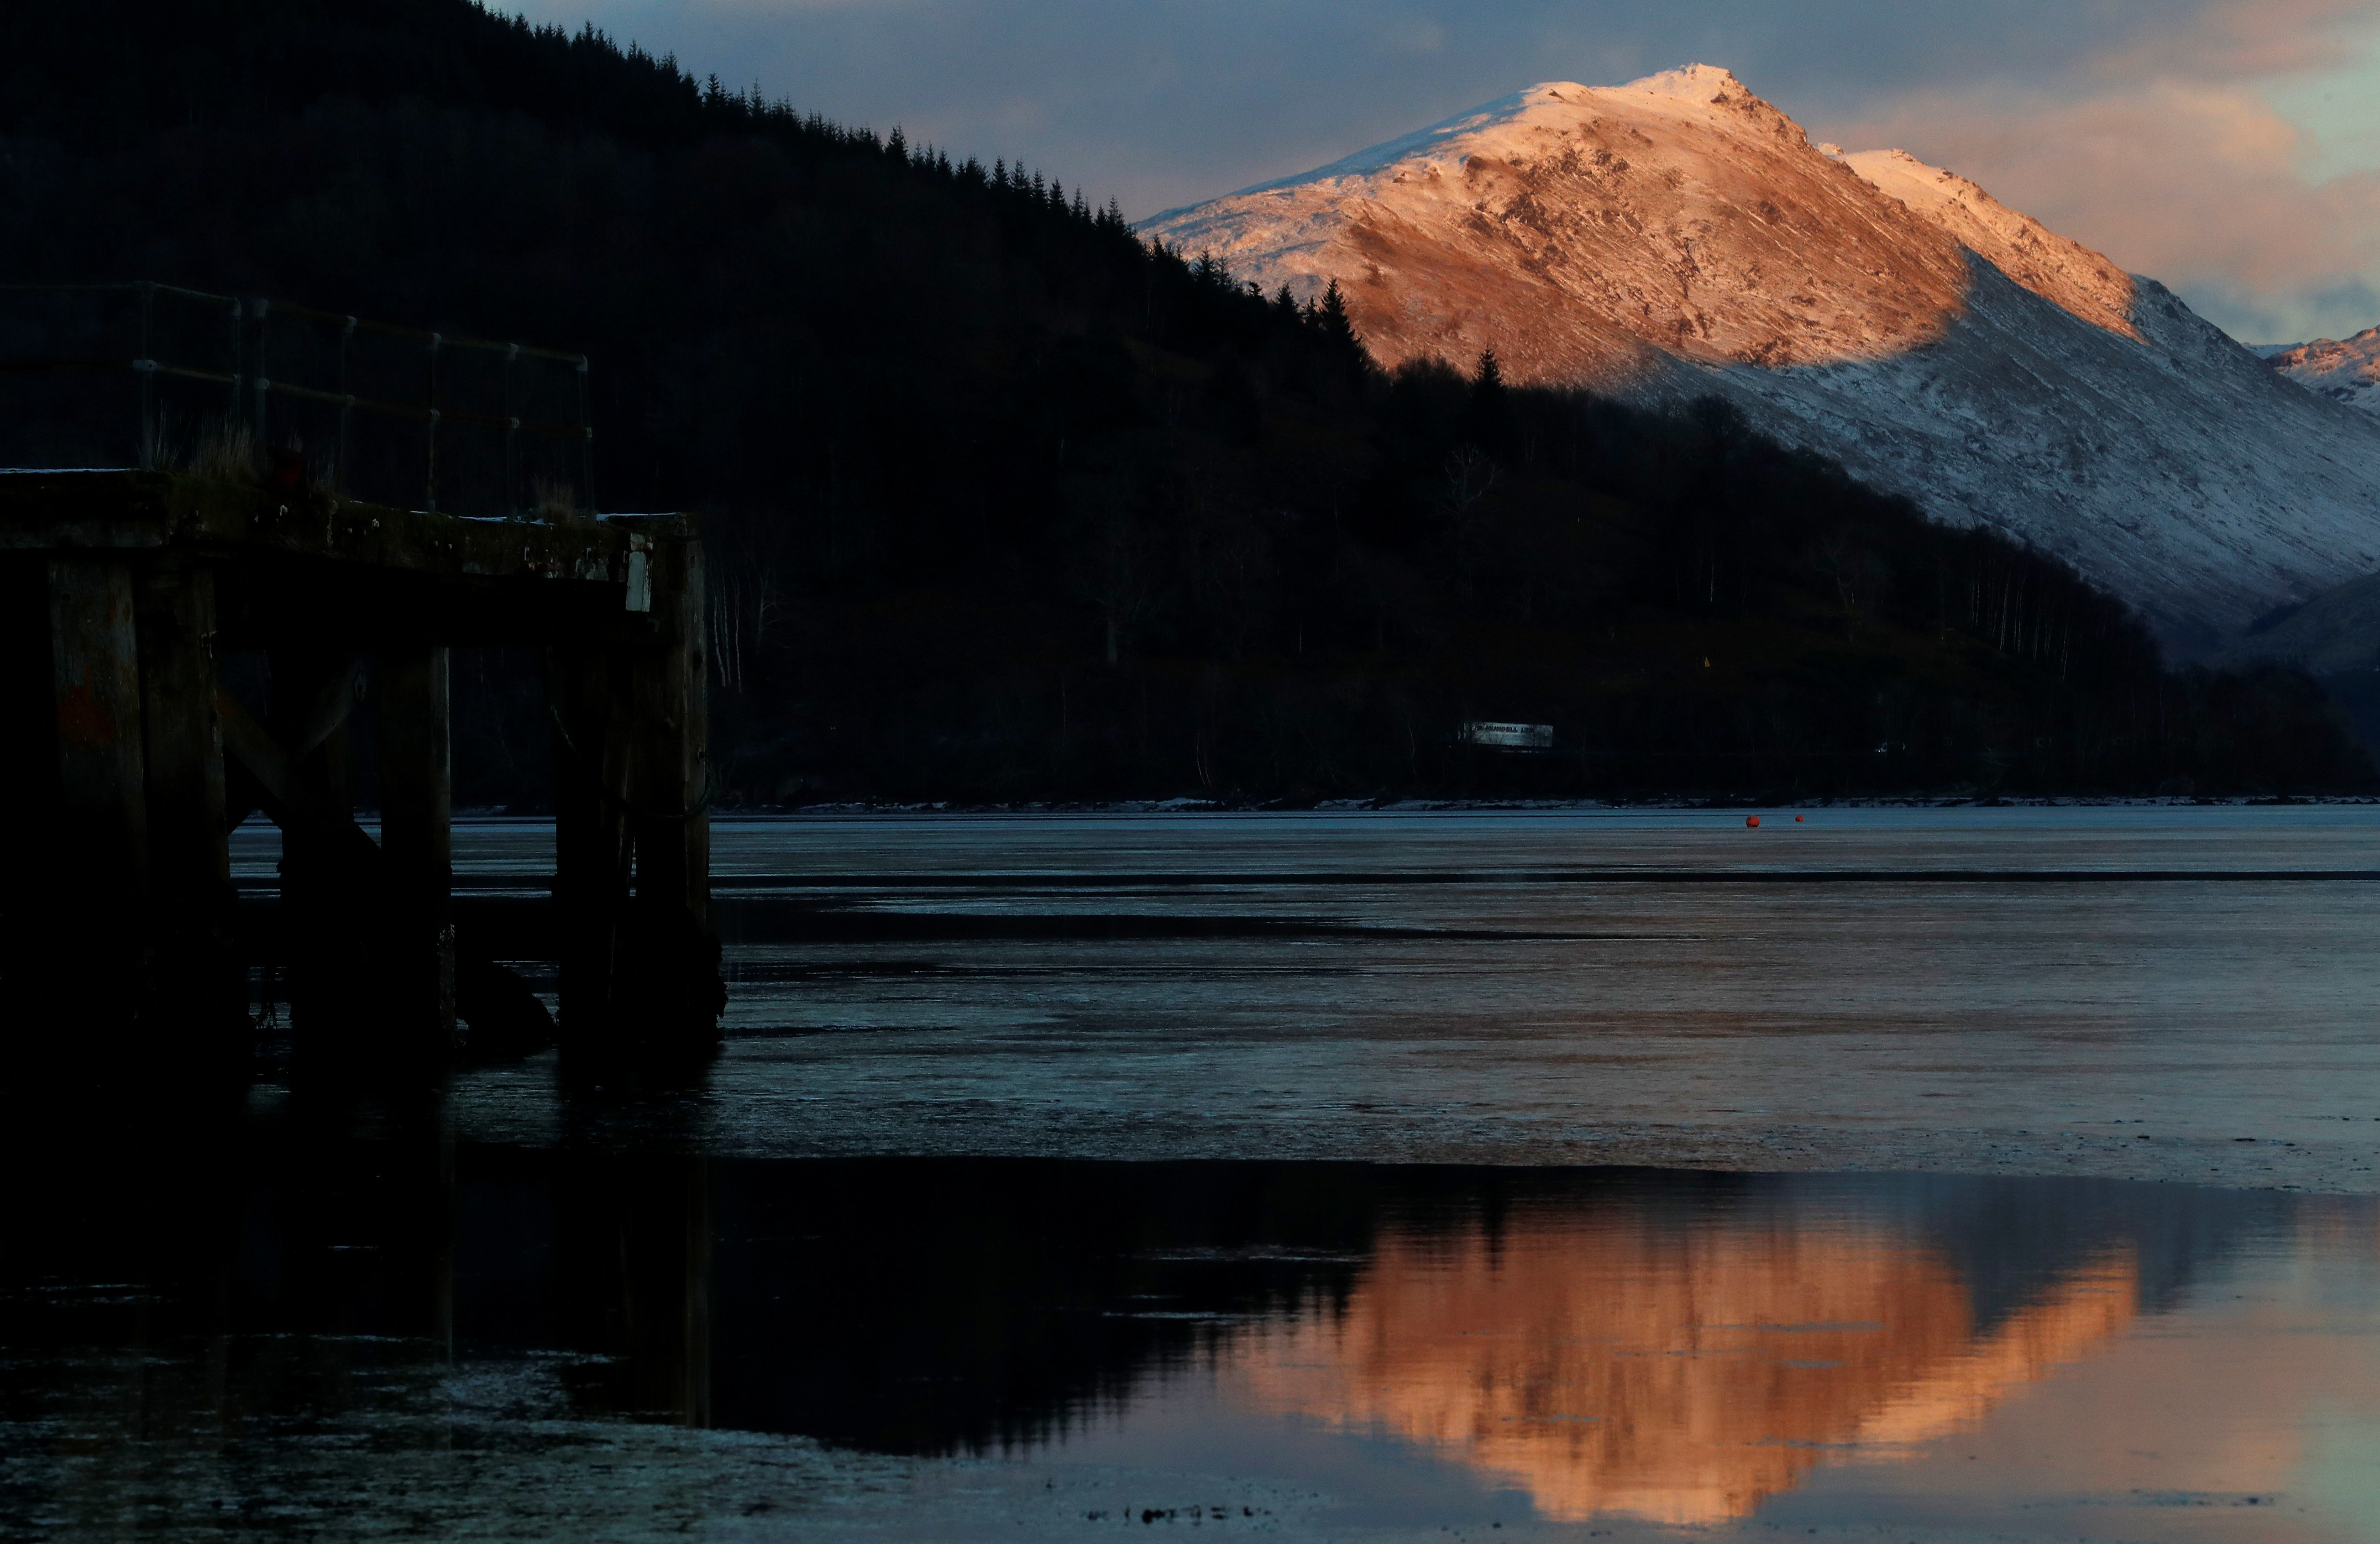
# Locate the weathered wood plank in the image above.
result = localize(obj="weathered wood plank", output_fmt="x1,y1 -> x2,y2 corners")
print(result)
0,470 -> 637,583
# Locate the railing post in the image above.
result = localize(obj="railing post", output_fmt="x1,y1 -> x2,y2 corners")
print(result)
337,315 -> 356,494
425,332 -> 441,512
227,297 -> 244,420
503,342 -> 519,514
577,356 -> 594,513
135,361 -> 157,471
245,298 -> 271,444
137,281 -> 156,469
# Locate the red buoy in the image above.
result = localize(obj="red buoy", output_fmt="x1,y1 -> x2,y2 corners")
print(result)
1746,815 -> 1761,828
1795,815 -> 1805,822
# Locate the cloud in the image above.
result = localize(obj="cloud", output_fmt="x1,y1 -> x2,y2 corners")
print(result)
510,0 -> 2380,339
2080,0 -> 2373,82
1814,58 -> 2380,340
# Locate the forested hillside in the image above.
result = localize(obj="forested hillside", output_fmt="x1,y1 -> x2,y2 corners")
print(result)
2,0 -> 2366,798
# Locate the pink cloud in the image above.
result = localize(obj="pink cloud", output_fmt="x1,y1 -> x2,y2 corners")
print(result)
1816,73 -> 2380,336
2082,0 -> 2377,81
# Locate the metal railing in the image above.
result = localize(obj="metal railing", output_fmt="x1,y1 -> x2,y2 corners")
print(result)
0,281 -> 595,516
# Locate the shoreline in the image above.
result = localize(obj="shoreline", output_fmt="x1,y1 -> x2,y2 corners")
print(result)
475,793 -> 2380,820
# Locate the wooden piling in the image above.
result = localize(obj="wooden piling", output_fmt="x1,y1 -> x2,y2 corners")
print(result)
379,645 -> 456,1055
270,646 -> 364,1070
625,525 -> 716,1036
49,558 -> 147,899
554,518 -> 720,1078
47,557 -> 149,1027
134,562 -> 244,1044
553,645 -> 633,1062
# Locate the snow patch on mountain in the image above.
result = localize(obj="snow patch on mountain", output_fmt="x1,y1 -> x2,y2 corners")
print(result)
1139,68 -> 2380,653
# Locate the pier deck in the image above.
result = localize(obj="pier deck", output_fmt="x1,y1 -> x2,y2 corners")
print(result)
1,468 -> 717,1082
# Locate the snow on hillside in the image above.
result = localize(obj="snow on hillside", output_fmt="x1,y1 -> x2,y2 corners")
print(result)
1139,67 -> 2380,654
1833,147 -> 2137,341
2260,328 -> 2380,415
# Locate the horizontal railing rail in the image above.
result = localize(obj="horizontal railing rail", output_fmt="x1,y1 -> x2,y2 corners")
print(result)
0,280 -> 596,515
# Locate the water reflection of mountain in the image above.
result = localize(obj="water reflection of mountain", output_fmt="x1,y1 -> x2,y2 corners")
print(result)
708,1161 -> 2294,1477
1229,1193 -> 2139,1523
3,1133 -> 2315,1528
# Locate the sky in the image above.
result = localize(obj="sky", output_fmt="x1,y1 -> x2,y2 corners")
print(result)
508,0 -> 2380,344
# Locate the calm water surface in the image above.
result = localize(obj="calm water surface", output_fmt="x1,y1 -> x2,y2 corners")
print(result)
392,806 -> 2380,1161
12,805 -> 2375,1539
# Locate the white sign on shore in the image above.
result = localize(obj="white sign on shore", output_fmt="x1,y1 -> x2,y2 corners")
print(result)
1461,721 -> 1554,752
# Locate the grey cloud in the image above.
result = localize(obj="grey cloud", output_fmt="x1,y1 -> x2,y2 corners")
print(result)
2202,274 -> 2380,343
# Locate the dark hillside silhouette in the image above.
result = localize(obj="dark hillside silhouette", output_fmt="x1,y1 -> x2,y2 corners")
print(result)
1,0 -> 2365,798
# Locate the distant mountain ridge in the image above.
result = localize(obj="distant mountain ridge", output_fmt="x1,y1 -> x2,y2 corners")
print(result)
2260,328 -> 2380,415
1141,67 -> 2380,654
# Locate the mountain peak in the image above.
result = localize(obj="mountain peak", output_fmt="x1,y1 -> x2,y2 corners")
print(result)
1147,71 -> 1989,381
1139,73 -> 2380,648
1618,63 -> 1756,103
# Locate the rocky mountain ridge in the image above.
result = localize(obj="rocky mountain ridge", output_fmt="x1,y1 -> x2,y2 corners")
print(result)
1141,67 -> 2380,653
2261,328 -> 2380,415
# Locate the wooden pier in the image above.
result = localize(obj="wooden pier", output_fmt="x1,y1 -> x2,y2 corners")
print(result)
0,468 -> 719,1082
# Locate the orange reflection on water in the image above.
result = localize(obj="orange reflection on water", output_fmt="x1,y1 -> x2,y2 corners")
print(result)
1225,1207 -> 2139,1525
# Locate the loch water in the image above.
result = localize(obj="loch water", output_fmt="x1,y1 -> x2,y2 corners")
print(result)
9,806 -> 2380,1540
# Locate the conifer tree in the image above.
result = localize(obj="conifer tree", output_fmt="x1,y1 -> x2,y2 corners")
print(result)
1466,347 -> 1518,458
1317,280 -> 1368,368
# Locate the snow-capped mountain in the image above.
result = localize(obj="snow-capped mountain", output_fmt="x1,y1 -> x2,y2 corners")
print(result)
2260,328 -> 2380,416
1140,67 -> 2380,654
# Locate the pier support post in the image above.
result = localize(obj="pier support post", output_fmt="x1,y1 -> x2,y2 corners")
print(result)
48,558 -> 148,1027
135,562 -> 244,1053
270,646 -> 365,1074
626,528 -> 718,1045
553,519 -> 720,1081
379,644 -> 456,1061
50,558 -> 147,896
553,646 -> 633,1064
